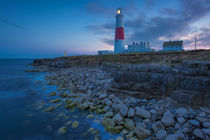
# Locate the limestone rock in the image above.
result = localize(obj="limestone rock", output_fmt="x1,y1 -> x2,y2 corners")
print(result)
156,129 -> 167,140
128,108 -> 135,118
104,111 -> 114,118
124,119 -> 135,130
161,111 -> 174,127
176,107 -> 188,117
120,103 -> 128,117
72,121 -> 79,128
102,118 -> 115,127
193,129 -> 205,139
135,107 -> 151,119
58,126 -> 67,135
152,121 -> 165,132
134,123 -> 151,139
113,113 -> 123,124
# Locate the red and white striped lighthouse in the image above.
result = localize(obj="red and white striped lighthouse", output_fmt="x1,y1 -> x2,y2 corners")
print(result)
114,8 -> 125,54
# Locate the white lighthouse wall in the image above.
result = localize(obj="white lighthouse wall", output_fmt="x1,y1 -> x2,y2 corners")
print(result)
116,15 -> 124,27
114,40 -> 125,53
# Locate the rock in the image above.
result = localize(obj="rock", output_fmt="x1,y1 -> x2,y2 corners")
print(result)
87,114 -> 94,119
45,107 -> 55,112
156,129 -> 167,140
95,109 -> 104,114
72,121 -> 79,128
106,126 -> 120,134
94,134 -> 101,140
124,119 -> 135,130
161,111 -> 174,127
79,102 -> 89,110
120,103 -> 128,117
203,122 -> 210,128
149,109 -> 156,114
135,107 -> 151,119
112,103 -> 120,112
202,128 -> 210,135
189,120 -> 200,127
102,118 -> 115,127
193,129 -> 205,139
104,111 -> 114,118
99,93 -> 107,99
176,107 -> 188,117
58,126 -> 67,135
177,117 -> 185,124
112,113 -> 123,124
65,120 -> 72,125
105,99 -> 112,106
134,123 -> 151,139
128,108 -> 135,118
116,136 -> 124,140
152,121 -> 165,132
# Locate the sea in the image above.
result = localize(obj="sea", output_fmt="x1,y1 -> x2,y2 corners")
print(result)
0,59 -> 117,140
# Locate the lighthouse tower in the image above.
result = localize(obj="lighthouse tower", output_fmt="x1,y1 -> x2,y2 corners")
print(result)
114,8 -> 125,54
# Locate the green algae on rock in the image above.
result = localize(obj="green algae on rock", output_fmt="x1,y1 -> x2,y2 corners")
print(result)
58,126 -> 67,135
72,121 -> 79,128
49,99 -> 60,103
45,107 -> 55,112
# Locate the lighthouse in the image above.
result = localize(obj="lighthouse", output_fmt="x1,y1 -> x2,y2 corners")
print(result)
114,8 -> 125,54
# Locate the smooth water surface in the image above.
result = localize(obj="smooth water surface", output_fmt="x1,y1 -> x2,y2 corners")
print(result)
0,59 -> 115,140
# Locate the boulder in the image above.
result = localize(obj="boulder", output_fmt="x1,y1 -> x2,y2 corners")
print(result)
135,107 -> 151,119
161,111 -> 174,127
134,123 -> 151,139
193,129 -> 205,139
176,107 -> 188,117
124,119 -> 135,130
104,111 -> 114,118
128,108 -> 135,118
102,118 -> 115,127
152,121 -> 165,132
120,103 -> 128,117
112,113 -> 123,124
156,129 -> 167,140
58,126 -> 67,135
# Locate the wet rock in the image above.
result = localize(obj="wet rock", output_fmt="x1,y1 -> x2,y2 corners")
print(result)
135,107 -> 151,119
102,118 -> 115,127
113,113 -> 123,124
45,107 -> 55,112
124,119 -> 135,130
116,136 -> 124,140
203,122 -> 210,128
189,120 -> 200,127
152,121 -> 165,132
99,93 -> 107,100
65,120 -> 72,125
58,126 -> 67,135
87,114 -> 94,119
106,126 -> 120,134
156,129 -> 167,140
134,123 -> 151,139
104,111 -> 114,118
79,102 -> 89,110
176,107 -> 188,117
161,111 -> 174,127
112,103 -> 120,112
193,129 -> 205,139
177,117 -> 185,124
202,128 -> 210,135
105,99 -> 112,106
72,121 -> 79,128
128,108 -> 135,118
120,103 -> 128,117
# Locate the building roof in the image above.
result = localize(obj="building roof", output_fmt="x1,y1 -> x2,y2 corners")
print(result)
163,40 -> 183,47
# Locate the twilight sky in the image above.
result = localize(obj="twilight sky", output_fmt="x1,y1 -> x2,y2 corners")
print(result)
0,0 -> 210,58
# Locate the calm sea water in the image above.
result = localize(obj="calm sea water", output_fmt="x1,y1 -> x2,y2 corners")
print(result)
0,59 -> 115,140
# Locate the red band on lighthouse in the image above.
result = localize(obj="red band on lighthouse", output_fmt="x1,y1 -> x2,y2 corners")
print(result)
115,27 -> 124,40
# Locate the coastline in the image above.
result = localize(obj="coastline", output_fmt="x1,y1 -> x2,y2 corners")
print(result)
31,51 -> 210,139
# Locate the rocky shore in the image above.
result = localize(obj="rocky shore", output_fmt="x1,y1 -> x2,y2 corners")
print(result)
32,50 -> 210,140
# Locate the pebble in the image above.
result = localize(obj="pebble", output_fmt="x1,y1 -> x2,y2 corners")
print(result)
58,126 -> 67,135
119,103 -> 128,117
72,121 -> 79,128
193,128 -> 205,139
135,107 -> 151,119
128,108 -> 135,118
161,111 -> 174,127
203,122 -> 210,128
189,120 -> 200,127
177,117 -> 185,124
176,107 -> 188,117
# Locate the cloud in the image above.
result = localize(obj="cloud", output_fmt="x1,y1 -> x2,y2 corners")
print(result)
159,8 -> 177,15
0,17 -> 24,29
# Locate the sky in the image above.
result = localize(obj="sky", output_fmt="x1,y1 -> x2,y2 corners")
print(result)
0,0 -> 210,58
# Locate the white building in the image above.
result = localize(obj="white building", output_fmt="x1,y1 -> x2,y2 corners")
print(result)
127,42 -> 152,53
162,40 -> 184,51
98,50 -> 113,55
